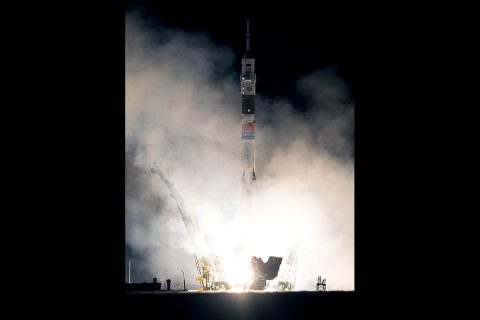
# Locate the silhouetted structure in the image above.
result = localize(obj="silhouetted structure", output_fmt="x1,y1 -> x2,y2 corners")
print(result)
182,270 -> 186,291
125,278 -> 161,291
166,279 -> 171,291
249,256 -> 283,290
316,276 -> 326,291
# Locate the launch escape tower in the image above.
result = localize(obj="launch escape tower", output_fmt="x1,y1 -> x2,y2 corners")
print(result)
241,20 -> 257,220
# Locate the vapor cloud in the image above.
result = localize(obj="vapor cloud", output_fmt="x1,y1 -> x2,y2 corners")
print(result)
125,10 -> 354,291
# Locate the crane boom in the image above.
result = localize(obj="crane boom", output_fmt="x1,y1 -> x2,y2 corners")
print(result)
151,163 -> 226,289
151,163 -> 199,242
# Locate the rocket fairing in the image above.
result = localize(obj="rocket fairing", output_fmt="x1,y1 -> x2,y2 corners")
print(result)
241,20 -> 256,210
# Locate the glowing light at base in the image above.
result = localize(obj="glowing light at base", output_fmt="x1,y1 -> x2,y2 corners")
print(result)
193,213 -> 294,291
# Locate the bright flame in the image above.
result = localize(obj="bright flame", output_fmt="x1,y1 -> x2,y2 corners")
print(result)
221,252 -> 252,290
195,210 -> 293,291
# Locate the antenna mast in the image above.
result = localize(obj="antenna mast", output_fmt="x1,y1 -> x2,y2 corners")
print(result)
128,259 -> 131,284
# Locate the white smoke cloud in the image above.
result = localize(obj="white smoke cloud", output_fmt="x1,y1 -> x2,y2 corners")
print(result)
125,10 -> 354,291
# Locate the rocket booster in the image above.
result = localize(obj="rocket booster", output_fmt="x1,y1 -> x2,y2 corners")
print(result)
241,20 -> 256,201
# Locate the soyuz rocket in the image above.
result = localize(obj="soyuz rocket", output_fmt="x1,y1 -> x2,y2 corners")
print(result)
241,21 -> 256,218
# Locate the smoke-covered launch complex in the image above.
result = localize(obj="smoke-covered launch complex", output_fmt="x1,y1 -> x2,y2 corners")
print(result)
127,21 -> 295,292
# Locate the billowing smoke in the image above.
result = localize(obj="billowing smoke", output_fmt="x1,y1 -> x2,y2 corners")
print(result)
125,10 -> 354,291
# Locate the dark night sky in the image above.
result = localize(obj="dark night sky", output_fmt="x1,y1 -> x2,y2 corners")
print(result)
125,2 -> 354,111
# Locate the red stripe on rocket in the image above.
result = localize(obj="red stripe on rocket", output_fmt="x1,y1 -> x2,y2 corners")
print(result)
242,122 -> 255,140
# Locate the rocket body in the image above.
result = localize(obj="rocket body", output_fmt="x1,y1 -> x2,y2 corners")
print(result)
241,21 -> 256,218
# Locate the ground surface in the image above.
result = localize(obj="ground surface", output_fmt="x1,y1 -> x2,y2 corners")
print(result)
124,291 -> 357,318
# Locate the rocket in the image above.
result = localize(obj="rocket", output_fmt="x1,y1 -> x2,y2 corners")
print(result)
241,20 -> 256,217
